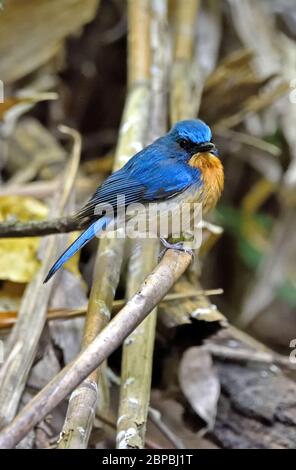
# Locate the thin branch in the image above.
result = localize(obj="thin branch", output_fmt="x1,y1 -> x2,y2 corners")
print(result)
0,289 -> 224,330
0,216 -> 82,238
203,343 -> 296,369
148,407 -> 184,449
0,249 -> 192,449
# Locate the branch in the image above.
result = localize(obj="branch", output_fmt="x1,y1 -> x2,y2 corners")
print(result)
0,289 -> 223,330
0,249 -> 192,449
203,343 -> 296,369
0,216 -> 82,238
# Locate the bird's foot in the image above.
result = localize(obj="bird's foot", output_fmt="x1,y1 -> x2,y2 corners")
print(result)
158,238 -> 194,261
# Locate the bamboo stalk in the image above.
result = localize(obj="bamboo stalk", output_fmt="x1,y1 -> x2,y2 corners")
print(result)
169,0 -> 212,294
0,249 -> 192,449
104,371 -> 185,448
57,0 -> 151,449
116,0 -> 168,449
128,0 -> 151,85
117,240 -> 158,449
0,127 -> 81,428
170,0 -> 200,123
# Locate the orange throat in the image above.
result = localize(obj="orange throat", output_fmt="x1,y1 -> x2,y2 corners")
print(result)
188,152 -> 224,213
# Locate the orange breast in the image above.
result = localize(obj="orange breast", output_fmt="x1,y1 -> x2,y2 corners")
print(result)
188,152 -> 224,213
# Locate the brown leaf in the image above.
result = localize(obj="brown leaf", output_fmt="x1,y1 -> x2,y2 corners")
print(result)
179,346 -> 220,430
0,0 -> 100,83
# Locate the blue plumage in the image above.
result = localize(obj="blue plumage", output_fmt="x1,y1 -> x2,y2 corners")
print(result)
44,119 -> 215,283
169,119 -> 212,144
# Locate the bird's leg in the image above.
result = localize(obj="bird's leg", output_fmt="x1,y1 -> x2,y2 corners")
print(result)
158,238 -> 194,261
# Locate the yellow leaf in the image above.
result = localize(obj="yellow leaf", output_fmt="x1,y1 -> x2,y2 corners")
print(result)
0,196 -> 83,282
0,196 -> 47,282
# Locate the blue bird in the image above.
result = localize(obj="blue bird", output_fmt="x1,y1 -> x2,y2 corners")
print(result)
44,119 -> 224,283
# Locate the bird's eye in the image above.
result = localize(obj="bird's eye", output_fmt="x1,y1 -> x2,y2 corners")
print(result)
179,139 -> 188,148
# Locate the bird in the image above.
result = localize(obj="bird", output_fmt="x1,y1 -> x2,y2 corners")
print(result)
44,119 -> 224,283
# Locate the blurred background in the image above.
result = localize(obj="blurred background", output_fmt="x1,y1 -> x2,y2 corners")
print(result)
0,0 -> 295,449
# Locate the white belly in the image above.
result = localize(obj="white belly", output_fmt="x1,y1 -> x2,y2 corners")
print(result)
124,182 -> 203,240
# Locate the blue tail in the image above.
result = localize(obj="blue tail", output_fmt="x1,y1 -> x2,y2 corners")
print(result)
44,217 -> 109,283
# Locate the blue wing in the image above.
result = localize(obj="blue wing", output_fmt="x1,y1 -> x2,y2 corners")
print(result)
77,139 -> 202,220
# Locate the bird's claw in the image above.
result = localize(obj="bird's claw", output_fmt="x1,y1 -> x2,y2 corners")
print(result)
158,238 -> 194,261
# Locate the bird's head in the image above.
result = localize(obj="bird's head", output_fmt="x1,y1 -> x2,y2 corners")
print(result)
169,119 -> 218,157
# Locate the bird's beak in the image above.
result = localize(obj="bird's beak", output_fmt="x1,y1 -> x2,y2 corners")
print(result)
196,142 -> 218,155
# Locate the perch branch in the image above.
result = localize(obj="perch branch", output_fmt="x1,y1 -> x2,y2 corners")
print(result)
0,249 -> 192,449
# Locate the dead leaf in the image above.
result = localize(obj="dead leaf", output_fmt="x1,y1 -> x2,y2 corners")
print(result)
0,196 -> 47,282
0,196 -> 81,283
159,278 -> 227,328
179,346 -> 220,430
0,0 -> 100,83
